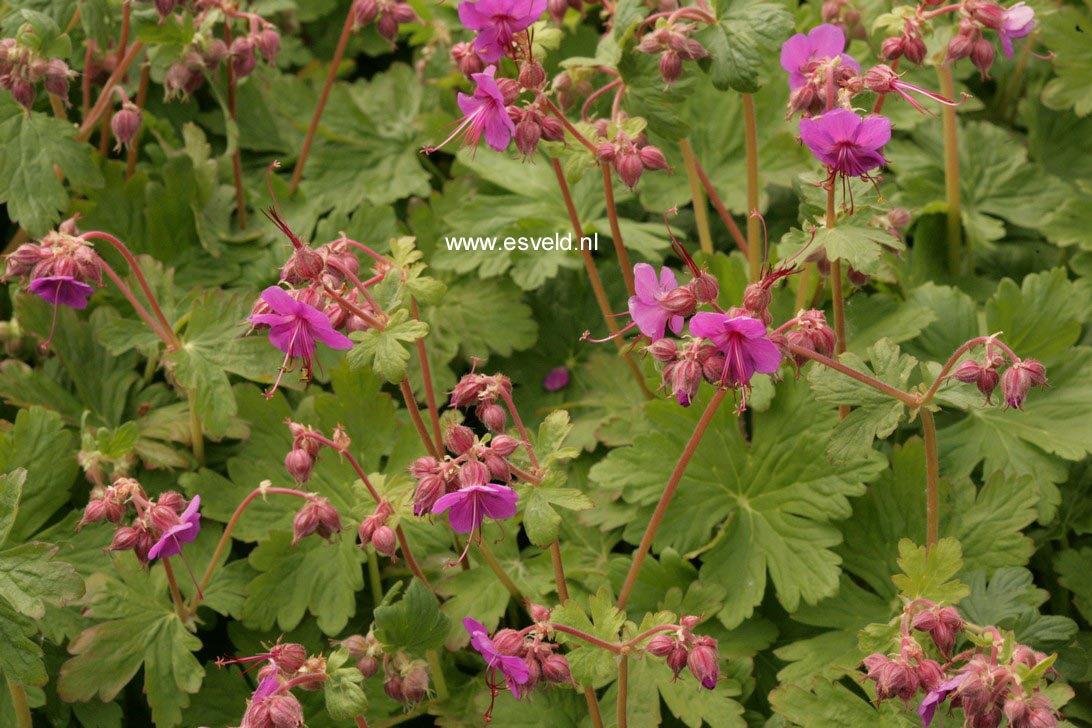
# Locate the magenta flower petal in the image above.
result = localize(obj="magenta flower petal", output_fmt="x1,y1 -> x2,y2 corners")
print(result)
807,24 -> 847,58
464,617 -> 530,696
543,366 -> 570,391
627,263 -> 684,339
780,23 -> 857,90
633,262 -> 659,296
690,313 -> 782,387
800,109 -> 889,177
918,673 -> 966,727
432,484 -> 519,533
460,0 -> 545,62
853,115 -> 893,149
148,495 -> 202,560
28,276 -> 95,309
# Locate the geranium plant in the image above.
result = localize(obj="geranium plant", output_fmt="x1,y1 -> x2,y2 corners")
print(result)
0,0 -> 1089,726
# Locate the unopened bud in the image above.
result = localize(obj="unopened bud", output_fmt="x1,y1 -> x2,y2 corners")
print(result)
687,636 -> 719,689
659,51 -> 682,85
478,402 -> 507,433
880,36 -> 904,60
903,36 -> 926,64
660,286 -> 696,316
291,497 -> 342,546
489,434 -> 520,456
971,37 -> 995,77
353,0 -> 379,25
615,152 -> 645,188
256,28 -> 281,64
666,645 -> 688,675
1001,359 -> 1046,409
689,272 -> 719,304
459,459 -> 490,486
230,37 -> 258,78
357,655 -> 379,678
638,145 -> 670,171
496,78 -> 521,106
542,653 -> 572,683
646,338 -> 678,362
670,358 -> 702,407
492,628 -> 524,656
266,693 -> 304,727
947,33 -> 974,62
645,634 -> 676,657
444,423 -> 476,455
284,448 -> 315,483
412,475 -> 446,516
519,59 -> 546,90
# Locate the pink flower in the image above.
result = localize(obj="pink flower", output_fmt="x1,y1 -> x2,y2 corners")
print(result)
423,66 -> 516,154
432,484 -> 519,533
464,618 -> 531,696
780,24 -> 860,90
458,0 -> 547,62
1000,2 -> 1035,58
918,673 -> 966,727
543,366 -> 570,391
628,263 -> 685,339
147,495 -> 201,560
688,313 -> 782,387
248,286 -> 353,396
799,108 -> 891,177
28,275 -> 95,309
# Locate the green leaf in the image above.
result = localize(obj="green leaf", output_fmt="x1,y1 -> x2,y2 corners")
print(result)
373,579 -> 450,654
770,678 -> 916,728
589,379 -> 884,626
437,560 -> 511,649
0,99 -> 103,235
166,289 -> 277,437
0,542 -> 84,620
0,407 -> 78,543
347,309 -> 430,383
551,588 -> 626,686
624,654 -> 746,728
57,556 -> 203,728
243,531 -> 365,635
984,269 -> 1086,363
891,538 -> 970,605
0,601 -> 47,685
1054,548 -> 1092,624
806,339 -> 916,462
323,648 -> 369,720
698,0 -> 793,93
522,482 -> 594,548
1039,6 -> 1092,117
960,568 -> 1077,650
781,222 -> 905,277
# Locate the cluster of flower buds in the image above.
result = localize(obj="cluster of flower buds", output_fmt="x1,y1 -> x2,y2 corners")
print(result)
381,652 -> 431,704
163,6 -> 281,99
510,101 -> 565,157
449,371 -> 514,433
290,496 -> 342,546
944,0 -> 1035,76
451,42 -> 486,77
219,641 -> 329,728
351,0 -> 420,43
552,70 -> 594,111
357,501 -> 398,558
595,131 -> 670,189
869,207 -> 912,243
821,0 -> 866,41
547,0 -> 583,24
780,309 -> 837,366
78,476 -> 202,563
337,632 -> 384,679
3,218 -> 103,311
0,36 -> 75,110
647,337 -> 725,407
643,615 -> 720,689
634,22 -> 709,85
946,339 -> 1046,408
861,636 -> 946,702
880,19 -> 928,65
283,421 -> 323,483
861,601 -> 1062,727
409,422 -> 522,515
145,0 -> 187,19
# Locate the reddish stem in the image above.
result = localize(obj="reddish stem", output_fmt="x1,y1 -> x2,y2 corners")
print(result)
616,388 -> 727,609
290,6 -> 357,192
602,164 -> 636,297
400,380 -> 443,459
542,98 -> 599,154
692,157 -> 749,258
410,298 -> 444,450
98,260 -> 175,348
126,64 -> 150,179
77,42 -> 145,142
224,23 -> 247,228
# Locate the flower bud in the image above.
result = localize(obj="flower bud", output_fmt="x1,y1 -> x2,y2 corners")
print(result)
478,402 -> 507,433
971,1 -> 1006,29
666,645 -> 688,675
489,434 -> 520,457
742,282 -> 771,315
638,145 -> 670,172
256,28 -> 281,64
230,37 -> 258,78
11,77 -> 34,110
451,42 -> 484,77
155,0 -> 177,17
353,0 -> 379,26
43,59 -> 72,99
4,243 -> 50,279
542,653 -> 572,684
659,51 -> 682,85
689,272 -> 719,304
204,39 -> 229,68
971,37 -> 995,77
595,142 -> 616,162
916,659 -> 945,691
881,36 -> 904,60
444,423 -> 476,455
372,525 -> 398,558
942,32 -> 972,62
670,358 -> 702,407
284,448 -> 315,483
110,525 -> 141,551
540,115 -> 565,142
266,693 -> 304,727
339,635 -> 369,659
645,634 -> 676,657
496,78 -> 521,106
282,247 -> 325,283
459,459 -> 490,487
903,36 -> 927,64
357,655 -> 379,678
699,346 -> 726,384
847,267 -> 870,287
402,661 -> 430,703
291,497 -> 342,546
147,502 -> 183,533
687,636 -> 719,689
484,453 -> 511,482
519,59 -> 546,90
383,674 -> 404,702
409,456 -> 439,478
1001,359 -> 1046,409
646,338 -> 678,362
412,474 -> 446,516
492,628 -> 525,656
514,117 -> 542,156
615,152 -> 645,189
660,286 -> 696,316
271,642 -> 308,674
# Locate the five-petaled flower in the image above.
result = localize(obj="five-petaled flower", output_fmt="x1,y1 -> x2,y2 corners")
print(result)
780,24 -> 860,90
248,285 -> 353,397
464,618 -> 530,697
432,483 -> 519,534
458,0 -> 547,62
689,313 -> 782,388
799,108 -> 891,178
148,495 -> 202,560
628,263 -> 686,339
917,673 -> 966,727
423,66 -> 516,154
28,275 -> 95,309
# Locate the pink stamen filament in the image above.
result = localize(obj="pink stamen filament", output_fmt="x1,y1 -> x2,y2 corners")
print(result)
422,106 -> 487,155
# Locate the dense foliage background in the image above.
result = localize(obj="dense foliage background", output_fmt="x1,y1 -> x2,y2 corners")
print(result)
0,0 -> 1091,725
